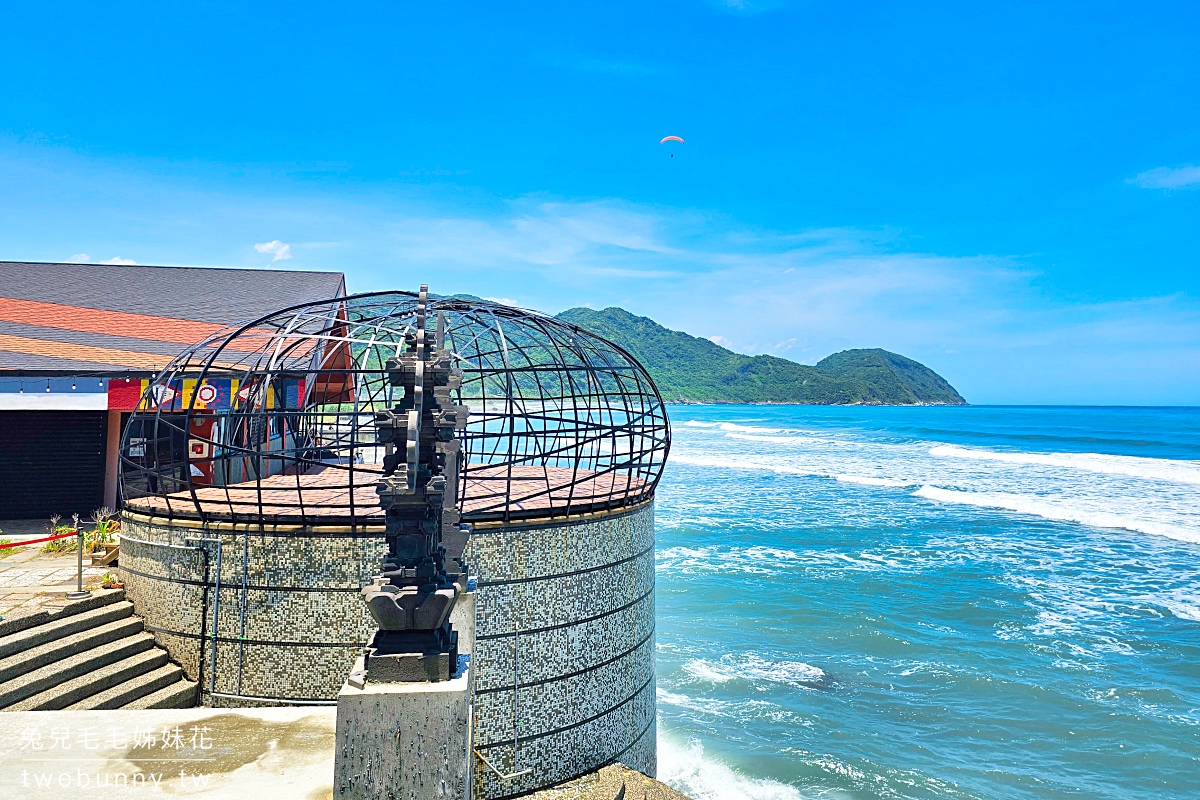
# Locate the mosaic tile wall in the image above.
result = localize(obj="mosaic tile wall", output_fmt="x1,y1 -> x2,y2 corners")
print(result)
119,501 -> 657,796
467,503 -> 657,800
119,514 -> 387,704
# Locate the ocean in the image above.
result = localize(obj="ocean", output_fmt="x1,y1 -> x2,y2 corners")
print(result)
652,405 -> 1200,800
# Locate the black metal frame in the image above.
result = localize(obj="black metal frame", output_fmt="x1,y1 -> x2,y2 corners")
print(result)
119,290 -> 671,526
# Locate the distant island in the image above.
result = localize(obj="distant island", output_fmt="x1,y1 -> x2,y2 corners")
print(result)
556,306 -> 967,405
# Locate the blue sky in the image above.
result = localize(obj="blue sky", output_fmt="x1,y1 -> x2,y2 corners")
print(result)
1,2 -> 1198,404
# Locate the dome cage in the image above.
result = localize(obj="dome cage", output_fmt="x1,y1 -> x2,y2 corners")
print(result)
119,290 -> 671,527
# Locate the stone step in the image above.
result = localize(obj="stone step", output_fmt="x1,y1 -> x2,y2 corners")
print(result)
0,600 -> 135,660
0,631 -> 156,709
67,662 -> 186,710
0,616 -> 145,684
8,648 -> 169,711
124,678 -> 198,709
90,544 -> 120,567
0,589 -> 126,639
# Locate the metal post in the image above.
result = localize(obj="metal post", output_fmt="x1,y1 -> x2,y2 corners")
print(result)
187,536 -> 223,699
66,514 -> 88,600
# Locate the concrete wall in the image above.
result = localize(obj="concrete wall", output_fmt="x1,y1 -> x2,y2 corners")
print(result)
334,656 -> 473,800
467,502 -> 657,800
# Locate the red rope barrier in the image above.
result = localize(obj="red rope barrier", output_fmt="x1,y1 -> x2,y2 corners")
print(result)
0,530 -> 80,550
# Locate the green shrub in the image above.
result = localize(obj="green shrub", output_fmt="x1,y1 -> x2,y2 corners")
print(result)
41,517 -> 79,553
41,527 -> 78,553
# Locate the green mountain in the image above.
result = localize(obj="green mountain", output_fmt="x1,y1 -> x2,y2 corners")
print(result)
555,306 -> 966,405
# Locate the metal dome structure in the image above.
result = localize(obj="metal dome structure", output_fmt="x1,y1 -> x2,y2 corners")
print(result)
119,290 -> 671,527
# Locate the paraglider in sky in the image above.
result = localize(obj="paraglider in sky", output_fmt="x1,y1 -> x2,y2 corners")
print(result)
660,135 -> 684,157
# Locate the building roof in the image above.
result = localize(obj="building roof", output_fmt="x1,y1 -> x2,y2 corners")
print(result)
0,261 -> 346,374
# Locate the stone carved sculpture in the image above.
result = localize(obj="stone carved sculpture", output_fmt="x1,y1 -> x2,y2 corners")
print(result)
360,284 -> 470,683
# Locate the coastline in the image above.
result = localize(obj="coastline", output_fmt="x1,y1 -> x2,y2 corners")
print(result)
664,400 -> 969,406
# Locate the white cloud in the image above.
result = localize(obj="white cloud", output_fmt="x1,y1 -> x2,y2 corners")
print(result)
100,256 -> 137,265
1128,165 -> 1200,189
67,253 -> 89,262
483,296 -> 522,307
359,198 -> 1200,403
1,132 -> 1195,403
254,239 -> 292,261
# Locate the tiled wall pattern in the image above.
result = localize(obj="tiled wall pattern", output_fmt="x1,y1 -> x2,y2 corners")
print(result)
119,515 -> 387,704
119,501 -> 657,797
467,503 -> 657,800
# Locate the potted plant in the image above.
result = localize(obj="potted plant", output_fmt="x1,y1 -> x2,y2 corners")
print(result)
87,507 -> 120,554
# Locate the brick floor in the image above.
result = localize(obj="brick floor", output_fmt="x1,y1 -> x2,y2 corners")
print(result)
0,543 -> 109,622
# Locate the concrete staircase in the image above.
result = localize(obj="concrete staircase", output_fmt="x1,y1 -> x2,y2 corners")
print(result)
0,589 -> 197,711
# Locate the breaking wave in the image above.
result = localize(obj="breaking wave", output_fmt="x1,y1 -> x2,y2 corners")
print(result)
931,445 -> 1200,486
658,732 -> 806,800
835,474 -> 912,487
681,420 -> 786,434
913,485 -> 1200,544
725,432 -> 849,447
683,654 -> 827,689
656,545 -> 803,575
719,422 -> 785,434
660,407 -> 1200,799
671,453 -> 912,488
670,452 -> 819,477
675,421 -> 1200,544
1149,590 -> 1200,622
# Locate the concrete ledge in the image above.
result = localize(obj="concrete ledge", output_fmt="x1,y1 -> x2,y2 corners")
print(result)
334,661 -> 471,800
0,616 -> 145,682
0,631 -> 155,707
8,648 -> 169,711
528,763 -> 691,800
0,589 -> 126,639
0,600 -> 133,659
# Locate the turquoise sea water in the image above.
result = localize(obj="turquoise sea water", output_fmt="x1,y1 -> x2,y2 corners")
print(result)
652,406 -> 1200,800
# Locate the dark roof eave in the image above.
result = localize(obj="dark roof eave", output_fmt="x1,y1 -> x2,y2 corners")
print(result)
0,367 -> 159,378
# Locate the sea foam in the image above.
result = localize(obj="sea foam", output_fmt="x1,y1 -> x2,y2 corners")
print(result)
913,485 -> 1200,544
931,445 -> 1200,485
657,545 -> 803,575
658,732 -> 805,800
675,413 -> 1200,546
671,452 -> 911,487
1153,590 -> 1200,622
683,654 -> 827,688
726,432 -> 848,447
670,453 -> 819,477
719,422 -> 785,434
835,474 -> 912,487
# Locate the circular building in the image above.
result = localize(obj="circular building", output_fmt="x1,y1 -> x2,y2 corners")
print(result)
117,290 -> 670,797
